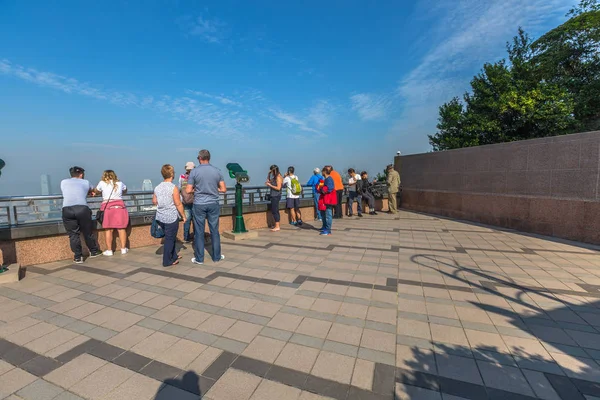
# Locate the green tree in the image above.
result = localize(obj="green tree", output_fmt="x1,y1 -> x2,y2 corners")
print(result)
531,0 -> 600,129
428,0 -> 597,151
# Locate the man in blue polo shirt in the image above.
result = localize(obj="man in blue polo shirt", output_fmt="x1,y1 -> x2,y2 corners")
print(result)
186,149 -> 227,264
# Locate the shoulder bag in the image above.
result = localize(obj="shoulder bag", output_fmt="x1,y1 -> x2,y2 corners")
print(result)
95,182 -> 115,225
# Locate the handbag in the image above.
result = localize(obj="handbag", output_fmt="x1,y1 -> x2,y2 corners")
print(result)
95,182 -> 115,224
151,217 -> 165,239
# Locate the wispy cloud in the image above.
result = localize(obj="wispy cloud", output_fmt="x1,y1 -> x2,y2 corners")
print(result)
350,93 -> 392,121
0,59 -> 251,139
390,0 -> 571,152
307,100 -> 335,129
179,14 -> 228,44
268,108 -> 319,134
186,89 -> 242,107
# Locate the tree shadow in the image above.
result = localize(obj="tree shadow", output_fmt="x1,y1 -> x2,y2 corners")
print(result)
154,370 -> 203,399
399,254 -> 600,398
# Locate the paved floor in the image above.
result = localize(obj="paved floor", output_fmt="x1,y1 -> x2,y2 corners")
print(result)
1,210 -> 600,400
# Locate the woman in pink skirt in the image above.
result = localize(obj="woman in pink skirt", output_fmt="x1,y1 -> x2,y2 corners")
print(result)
96,170 -> 130,256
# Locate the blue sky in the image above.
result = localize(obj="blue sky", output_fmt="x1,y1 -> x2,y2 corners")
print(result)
0,0 -> 571,195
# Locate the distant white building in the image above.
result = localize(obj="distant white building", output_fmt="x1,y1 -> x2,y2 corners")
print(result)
41,174 -> 51,195
142,179 -> 153,191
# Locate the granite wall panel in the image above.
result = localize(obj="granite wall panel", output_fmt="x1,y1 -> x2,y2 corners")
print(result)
396,131 -> 600,244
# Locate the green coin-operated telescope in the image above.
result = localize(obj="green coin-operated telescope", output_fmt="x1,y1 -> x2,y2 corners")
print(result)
226,163 -> 249,233
226,163 -> 249,183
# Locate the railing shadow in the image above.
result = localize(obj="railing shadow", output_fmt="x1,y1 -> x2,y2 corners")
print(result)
410,254 -> 565,313
401,254 -> 600,397
154,370 -> 202,399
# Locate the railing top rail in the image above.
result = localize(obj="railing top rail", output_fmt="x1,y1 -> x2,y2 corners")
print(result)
0,184 -> 325,202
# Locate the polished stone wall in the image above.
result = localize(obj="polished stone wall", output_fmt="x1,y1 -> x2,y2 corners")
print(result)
397,131 -> 600,244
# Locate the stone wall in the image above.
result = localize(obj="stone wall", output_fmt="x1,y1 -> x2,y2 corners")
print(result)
397,131 -> 600,244
0,197 -> 388,266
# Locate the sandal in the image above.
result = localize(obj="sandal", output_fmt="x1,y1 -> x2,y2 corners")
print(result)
171,260 -> 180,266
270,228 -> 280,232
177,255 -> 183,260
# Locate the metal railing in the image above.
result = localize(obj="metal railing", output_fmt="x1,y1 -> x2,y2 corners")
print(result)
0,185 -> 312,227
0,183 -> 388,227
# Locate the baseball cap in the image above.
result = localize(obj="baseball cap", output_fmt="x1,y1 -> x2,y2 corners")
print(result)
313,167 -> 321,174
185,162 -> 195,170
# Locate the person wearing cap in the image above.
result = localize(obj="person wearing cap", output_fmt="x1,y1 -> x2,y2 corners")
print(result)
60,166 -> 102,263
386,164 -> 401,214
306,167 -> 323,221
178,161 -> 196,243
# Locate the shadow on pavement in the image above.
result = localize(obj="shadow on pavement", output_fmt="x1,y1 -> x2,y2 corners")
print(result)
154,370 -> 203,399
401,253 -> 600,398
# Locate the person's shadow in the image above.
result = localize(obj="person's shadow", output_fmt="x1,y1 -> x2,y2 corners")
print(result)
154,371 -> 202,399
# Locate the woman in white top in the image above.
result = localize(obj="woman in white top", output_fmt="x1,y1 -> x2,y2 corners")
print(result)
153,164 -> 186,267
96,170 -> 129,256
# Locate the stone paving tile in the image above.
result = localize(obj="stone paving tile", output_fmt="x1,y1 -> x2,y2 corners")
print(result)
206,369 -> 262,400
311,350 -> 355,384
16,379 -> 64,400
242,336 -> 286,363
70,362 -> 134,400
45,354 -> 107,389
274,342 -> 320,373
101,373 -> 162,400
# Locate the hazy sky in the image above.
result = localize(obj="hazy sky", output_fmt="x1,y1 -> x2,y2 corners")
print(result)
0,0 -> 571,195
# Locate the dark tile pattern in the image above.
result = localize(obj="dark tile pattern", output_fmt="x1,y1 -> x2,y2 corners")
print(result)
112,351 -> 152,372
19,355 -> 61,376
140,360 -> 184,381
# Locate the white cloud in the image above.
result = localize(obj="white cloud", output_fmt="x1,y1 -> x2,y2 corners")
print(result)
307,100 -> 335,129
268,108 -> 319,133
0,59 -> 251,139
186,90 -> 242,107
389,0 -> 571,153
350,93 -> 392,121
178,14 -> 228,44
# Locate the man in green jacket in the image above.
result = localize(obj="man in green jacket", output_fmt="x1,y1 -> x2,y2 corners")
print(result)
386,164 -> 401,214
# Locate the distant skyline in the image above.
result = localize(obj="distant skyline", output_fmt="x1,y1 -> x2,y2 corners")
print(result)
0,0 -> 571,195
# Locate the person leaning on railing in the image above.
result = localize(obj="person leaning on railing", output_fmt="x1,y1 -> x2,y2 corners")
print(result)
95,170 -> 129,256
60,166 -> 102,263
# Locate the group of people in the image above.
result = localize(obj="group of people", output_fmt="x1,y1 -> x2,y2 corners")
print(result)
60,167 -> 130,263
60,151 -> 401,265
59,149 -> 226,267
265,164 -> 401,236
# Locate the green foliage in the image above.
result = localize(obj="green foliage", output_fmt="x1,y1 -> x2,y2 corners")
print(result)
375,169 -> 388,182
429,0 -> 599,151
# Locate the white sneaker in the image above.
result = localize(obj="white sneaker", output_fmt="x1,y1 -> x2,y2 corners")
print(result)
191,258 -> 204,265
121,248 -> 129,255
103,250 -> 114,256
